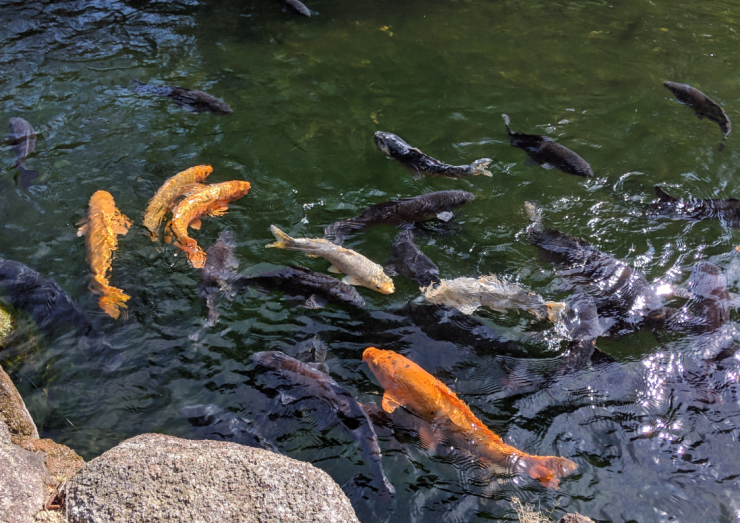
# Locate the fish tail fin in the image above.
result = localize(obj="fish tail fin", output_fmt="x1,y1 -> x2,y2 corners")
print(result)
18,167 -> 39,188
545,301 -> 567,323
501,113 -> 513,134
654,186 -> 677,203
96,284 -> 130,320
266,225 -> 293,249
519,455 -> 578,490
470,158 -> 493,177
177,239 -> 207,268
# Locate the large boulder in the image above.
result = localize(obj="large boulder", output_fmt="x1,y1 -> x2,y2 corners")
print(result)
0,364 -> 38,443
557,514 -> 595,523
66,433 -> 360,523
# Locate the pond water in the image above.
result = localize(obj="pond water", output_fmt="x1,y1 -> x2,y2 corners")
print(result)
3,0 -> 740,521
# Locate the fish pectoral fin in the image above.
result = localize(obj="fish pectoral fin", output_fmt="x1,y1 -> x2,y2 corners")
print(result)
207,202 -> 230,217
327,264 -> 342,274
436,211 -> 454,222
381,391 -> 403,413
112,214 -> 133,236
411,170 -> 424,181
540,162 -> 554,170
342,275 -> 363,286
303,294 -> 327,309
190,218 -> 202,230
418,423 -> 443,452
76,223 -> 89,237
524,157 -> 539,167
455,302 -> 479,315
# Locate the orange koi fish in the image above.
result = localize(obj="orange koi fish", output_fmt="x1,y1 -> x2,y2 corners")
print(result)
166,180 -> 251,269
143,164 -> 213,241
77,190 -> 133,319
362,347 -> 578,489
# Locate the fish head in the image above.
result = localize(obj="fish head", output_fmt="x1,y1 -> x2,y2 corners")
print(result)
375,279 -> 395,295
520,455 -> 578,490
374,131 -> 408,157
90,190 -> 116,208
363,347 -> 399,386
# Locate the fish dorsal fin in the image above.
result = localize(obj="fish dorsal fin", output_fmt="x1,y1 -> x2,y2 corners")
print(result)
381,391 -> 403,413
190,218 -> 202,230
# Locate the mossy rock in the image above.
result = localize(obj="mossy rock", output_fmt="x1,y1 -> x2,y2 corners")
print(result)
0,305 -> 12,345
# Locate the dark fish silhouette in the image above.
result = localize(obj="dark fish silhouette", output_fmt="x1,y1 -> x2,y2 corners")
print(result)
663,81 -> 731,151
277,0 -> 310,16
374,131 -> 492,180
502,114 -> 593,177
7,117 -> 39,188
684,261 -> 731,331
252,351 -> 395,498
234,265 -> 365,309
525,203 -> 663,327
0,257 -> 119,367
555,292 -> 613,371
132,79 -> 233,115
324,190 -> 474,244
651,186 -> 740,228
199,231 -> 240,327
384,230 -> 441,288
179,404 -> 279,453
293,336 -> 329,375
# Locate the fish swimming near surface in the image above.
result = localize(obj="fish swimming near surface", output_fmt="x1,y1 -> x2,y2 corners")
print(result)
143,164 -> 213,241
277,0 -> 310,16
421,274 -> 566,322
180,404 -> 279,453
7,117 -> 39,188
324,190 -> 474,244
293,336 -> 330,374
266,225 -> 394,294
252,351 -> 395,497
663,81 -> 731,151
132,79 -> 233,115
77,190 -> 133,319
384,230 -> 441,288
554,292 -> 613,371
362,347 -> 578,489
502,114 -> 593,177
682,261 -> 731,331
234,265 -> 366,309
525,202 -> 665,327
374,131 -> 492,180
166,181 -> 251,269
651,186 -> 740,228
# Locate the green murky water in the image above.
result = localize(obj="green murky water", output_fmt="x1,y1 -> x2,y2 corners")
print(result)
3,0 -> 740,521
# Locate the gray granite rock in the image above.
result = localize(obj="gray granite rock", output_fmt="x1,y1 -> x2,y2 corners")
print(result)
0,430 -> 51,523
0,364 -> 39,443
557,514 -> 595,523
66,433 -> 360,523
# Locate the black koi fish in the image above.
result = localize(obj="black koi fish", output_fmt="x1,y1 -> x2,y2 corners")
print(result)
684,261 -> 731,331
651,186 -> 740,228
234,265 -> 365,309
664,81 -> 731,151
252,351 -> 395,497
7,117 -> 39,188
324,190 -> 474,244
525,203 -> 663,327
293,336 -> 329,375
277,0 -> 310,16
132,79 -> 233,115
502,114 -> 593,177
179,404 -> 279,453
384,230 -> 441,288
374,131 -> 492,180
555,292 -> 614,370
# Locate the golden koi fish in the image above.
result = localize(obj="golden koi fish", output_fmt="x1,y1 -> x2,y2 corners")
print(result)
166,180 -> 251,269
143,164 -> 212,241
77,190 -> 133,319
362,347 -> 578,489
266,225 -> 394,294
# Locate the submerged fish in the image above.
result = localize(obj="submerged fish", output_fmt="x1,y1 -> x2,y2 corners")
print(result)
421,274 -> 565,321
363,347 -> 578,489
374,131 -> 492,180
684,261 -> 731,331
293,336 -> 330,374
8,117 -> 39,188
277,0 -> 310,16
234,265 -> 366,309
324,190 -> 474,244
77,190 -> 132,319
554,292 -> 613,371
180,404 -> 278,453
197,230 -> 241,332
166,181 -> 251,269
266,225 -> 394,294
651,186 -> 740,228
143,164 -> 213,241
384,230 -> 441,288
502,114 -> 593,177
525,202 -> 664,325
253,351 -> 395,497
132,79 -> 233,115
663,81 -> 731,150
